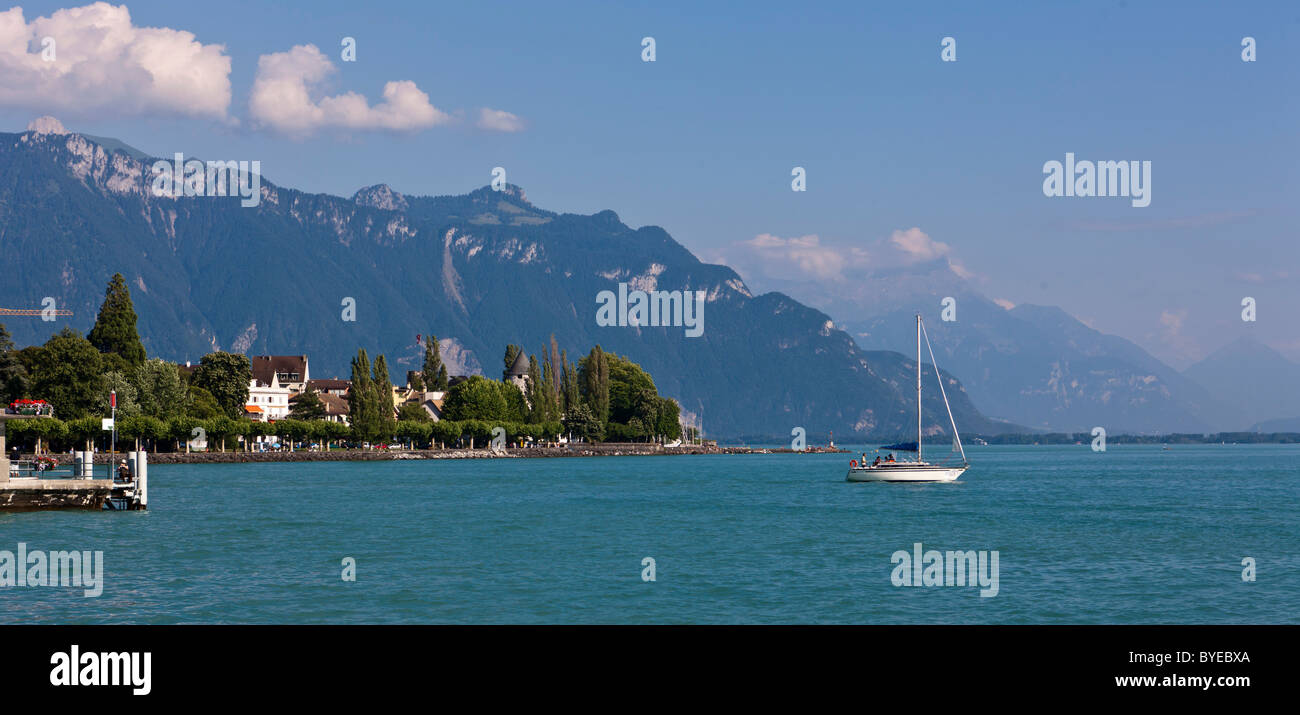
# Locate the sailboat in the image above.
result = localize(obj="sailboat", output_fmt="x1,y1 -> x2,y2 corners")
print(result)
847,314 -> 969,482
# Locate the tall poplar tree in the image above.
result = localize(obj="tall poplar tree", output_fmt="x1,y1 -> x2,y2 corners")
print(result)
579,345 -> 610,426
348,349 -> 378,442
372,354 -> 396,441
525,353 -> 545,422
423,335 -> 448,390
560,349 -> 581,414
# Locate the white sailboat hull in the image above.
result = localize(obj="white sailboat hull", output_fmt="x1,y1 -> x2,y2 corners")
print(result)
844,315 -> 971,483
846,463 -> 967,482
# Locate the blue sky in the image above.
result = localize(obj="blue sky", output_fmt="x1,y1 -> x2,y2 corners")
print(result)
3,0 -> 1297,367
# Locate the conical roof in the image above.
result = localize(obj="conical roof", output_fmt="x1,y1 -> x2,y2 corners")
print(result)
507,351 -> 530,377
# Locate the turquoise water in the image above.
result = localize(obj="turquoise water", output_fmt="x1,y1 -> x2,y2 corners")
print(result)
1,444 -> 1296,624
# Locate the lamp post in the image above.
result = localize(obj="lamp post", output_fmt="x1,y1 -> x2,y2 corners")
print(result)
110,390 -> 117,459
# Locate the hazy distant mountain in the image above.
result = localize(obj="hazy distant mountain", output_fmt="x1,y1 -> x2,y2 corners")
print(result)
1183,337 -> 1300,428
1248,416 -> 1300,432
0,124 -> 1021,440
840,259 -> 1244,433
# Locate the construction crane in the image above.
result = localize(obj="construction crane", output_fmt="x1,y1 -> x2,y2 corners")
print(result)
0,307 -> 73,317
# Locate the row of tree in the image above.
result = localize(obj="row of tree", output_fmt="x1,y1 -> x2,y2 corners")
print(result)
0,274 -> 255,423
494,340 -> 680,442
2,415 -> 569,453
2,272 -> 683,449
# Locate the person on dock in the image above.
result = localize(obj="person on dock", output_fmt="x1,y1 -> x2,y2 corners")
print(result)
117,460 -> 132,484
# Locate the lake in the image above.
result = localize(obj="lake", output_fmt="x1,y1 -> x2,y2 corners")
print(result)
2,444 -> 1296,624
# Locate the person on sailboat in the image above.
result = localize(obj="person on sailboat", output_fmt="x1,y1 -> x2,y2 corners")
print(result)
872,455 -> 881,467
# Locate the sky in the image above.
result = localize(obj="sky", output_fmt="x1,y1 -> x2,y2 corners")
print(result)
2,0 -> 1297,368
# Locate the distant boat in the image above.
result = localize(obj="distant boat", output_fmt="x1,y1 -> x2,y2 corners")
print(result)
847,315 -> 969,483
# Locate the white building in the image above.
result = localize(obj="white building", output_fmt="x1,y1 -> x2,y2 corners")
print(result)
245,374 -> 292,422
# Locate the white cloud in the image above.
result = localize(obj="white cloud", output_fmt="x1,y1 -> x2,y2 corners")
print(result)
0,3 -> 231,119
249,44 -> 448,136
732,233 -> 869,283
1150,308 -> 1202,363
26,115 -> 67,134
993,298 -> 1015,310
889,227 -> 950,261
1159,309 -> 1185,335
477,107 -> 524,132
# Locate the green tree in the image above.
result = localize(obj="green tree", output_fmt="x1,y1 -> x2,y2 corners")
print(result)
656,397 -> 682,441
166,416 -> 201,453
0,323 -> 30,404
459,419 -> 493,449
186,385 -> 224,420
191,352 -> 251,418
29,328 -> 105,420
560,349 -> 580,415
563,402 -> 604,442
87,273 -> 146,366
25,416 -> 66,455
322,420 -> 350,450
289,385 -> 326,420
208,415 -> 239,452
424,335 -> 449,391
443,375 -> 507,422
502,344 -> 522,380
395,420 -> 432,449
65,415 -> 103,451
501,380 -> 529,422
372,354 -> 396,442
525,352 -> 545,422
130,416 -> 167,451
117,415 -> 146,451
430,420 -> 461,449
607,354 -> 658,425
578,345 -> 610,427
348,349 -> 379,443
539,342 -> 560,422
397,402 -> 431,422
133,358 -> 189,420
99,371 -> 141,419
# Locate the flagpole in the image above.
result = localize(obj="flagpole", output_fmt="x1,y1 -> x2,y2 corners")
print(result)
110,389 -> 117,462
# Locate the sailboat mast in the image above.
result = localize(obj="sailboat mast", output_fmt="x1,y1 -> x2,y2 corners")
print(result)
916,314 -> 922,462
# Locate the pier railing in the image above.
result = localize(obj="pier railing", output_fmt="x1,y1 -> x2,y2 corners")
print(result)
7,460 -> 115,481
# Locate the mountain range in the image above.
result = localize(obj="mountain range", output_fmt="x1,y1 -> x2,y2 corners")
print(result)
831,259 -> 1262,433
1182,337 -> 1300,431
0,121 -> 1020,441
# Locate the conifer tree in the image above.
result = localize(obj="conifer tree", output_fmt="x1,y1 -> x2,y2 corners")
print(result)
502,344 -> 522,380
87,273 -> 146,366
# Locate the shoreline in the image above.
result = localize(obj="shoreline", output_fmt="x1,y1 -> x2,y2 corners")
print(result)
23,444 -> 849,465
